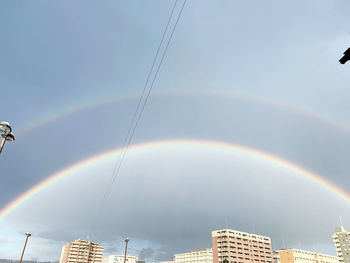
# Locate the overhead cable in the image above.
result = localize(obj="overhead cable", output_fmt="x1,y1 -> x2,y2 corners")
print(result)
90,0 -> 187,235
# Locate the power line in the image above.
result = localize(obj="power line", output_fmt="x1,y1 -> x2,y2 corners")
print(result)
90,0 -> 187,236
90,0 -> 179,234
101,0 -> 187,210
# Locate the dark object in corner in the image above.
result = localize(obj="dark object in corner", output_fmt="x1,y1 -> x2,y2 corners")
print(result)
339,48 -> 350,64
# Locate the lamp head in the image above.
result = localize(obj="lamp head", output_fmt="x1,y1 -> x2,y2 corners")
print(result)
4,132 -> 15,141
0,122 -> 12,135
25,232 -> 31,237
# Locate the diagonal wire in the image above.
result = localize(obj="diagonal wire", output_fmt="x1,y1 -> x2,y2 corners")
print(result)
90,0 -> 186,235
106,0 -> 187,195
90,0 -> 178,233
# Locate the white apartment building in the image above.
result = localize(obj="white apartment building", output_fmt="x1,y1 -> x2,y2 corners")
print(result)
333,226 -> 350,263
60,239 -> 104,263
273,251 -> 280,263
277,249 -> 338,263
103,255 -> 139,263
174,248 -> 213,263
212,229 -> 273,263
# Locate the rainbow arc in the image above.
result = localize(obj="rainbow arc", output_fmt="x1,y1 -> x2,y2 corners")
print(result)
0,139 -> 349,221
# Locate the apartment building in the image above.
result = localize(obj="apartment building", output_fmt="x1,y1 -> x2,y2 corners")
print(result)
277,249 -> 338,263
212,229 -> 273,263
60,239 -> 104,263
273,251 -> 280,263
174,248 -> 213,263
333,226 -> 350,263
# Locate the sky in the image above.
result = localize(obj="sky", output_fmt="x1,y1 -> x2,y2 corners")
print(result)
1,0 -> 350,261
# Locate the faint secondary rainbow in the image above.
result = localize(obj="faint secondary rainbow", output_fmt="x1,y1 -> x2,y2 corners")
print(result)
16,89 -> 350,137
1,139 -> 349,221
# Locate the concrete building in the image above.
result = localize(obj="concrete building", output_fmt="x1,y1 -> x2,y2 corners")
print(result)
273,251 -> 280,263
333,226 -> 350,263
277,249 -> 338,263
174,248 -> 213,263
60,239 -> 104,263
212,229 -> 273,263
103,255 -> 139,263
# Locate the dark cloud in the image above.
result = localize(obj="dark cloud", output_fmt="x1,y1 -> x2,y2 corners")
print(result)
100,239 -> 124,255
1,0 -> 350,260
138,247 -> 168,261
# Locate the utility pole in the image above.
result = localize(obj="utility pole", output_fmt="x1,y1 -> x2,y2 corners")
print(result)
19,232 -> 31,263
124,238 -> 130,263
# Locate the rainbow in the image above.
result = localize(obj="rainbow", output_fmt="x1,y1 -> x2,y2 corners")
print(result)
1,139 -> 349,221
16,90 -> 350,138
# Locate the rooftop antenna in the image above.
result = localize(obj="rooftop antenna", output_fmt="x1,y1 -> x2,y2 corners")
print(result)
225,218 -> 228,229
339,216 -> 344,227
252,224 -> 256,234
282,236 -> 286,249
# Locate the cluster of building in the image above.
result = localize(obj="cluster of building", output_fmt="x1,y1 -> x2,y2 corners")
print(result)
59,240 -> 141,263
58,226 -> 350,263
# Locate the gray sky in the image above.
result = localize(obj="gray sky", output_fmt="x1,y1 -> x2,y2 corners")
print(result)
1,0 -> 350,261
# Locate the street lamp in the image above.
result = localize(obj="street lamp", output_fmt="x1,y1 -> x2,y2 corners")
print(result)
0,121 -> 15,154
339,47 -> 350,64
124,238 -> 130,263
19,232 -> 31,263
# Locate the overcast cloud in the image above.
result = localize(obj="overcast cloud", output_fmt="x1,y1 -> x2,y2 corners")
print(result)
1,0 -> 350,261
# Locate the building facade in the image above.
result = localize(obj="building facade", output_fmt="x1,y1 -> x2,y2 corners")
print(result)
103,255 -> 139,263
277,249 -> 338,263
212,229 -> 273,263
333,226 -> 350,263
174,248 -> 213,263
273,251 -> 280,263
60,239 -> 104,263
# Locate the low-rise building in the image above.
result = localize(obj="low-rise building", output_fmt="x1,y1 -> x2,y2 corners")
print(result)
273,251 -> 280,263
277,249 -> 338,263
104,255 -> 139,263
174,248 -> 213,263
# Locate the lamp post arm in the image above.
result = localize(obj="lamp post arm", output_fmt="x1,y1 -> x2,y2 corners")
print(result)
0,136 -> 6,154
